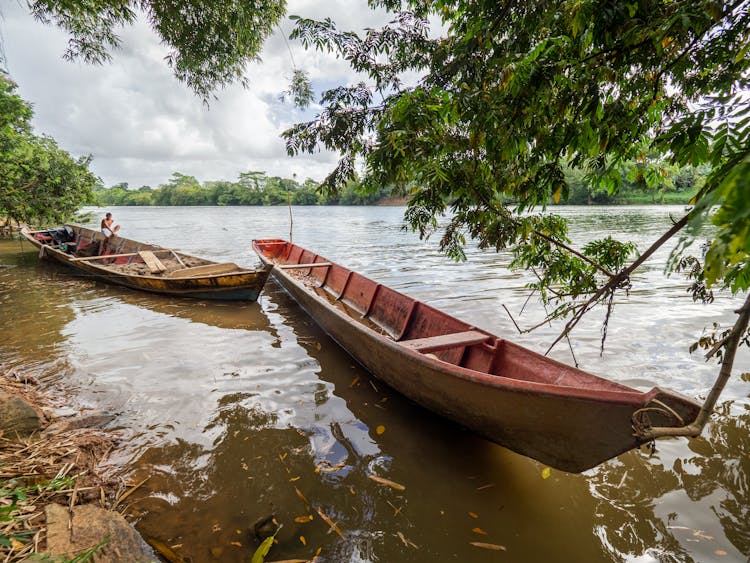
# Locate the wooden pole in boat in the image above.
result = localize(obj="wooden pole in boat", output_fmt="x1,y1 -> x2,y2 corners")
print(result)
287,189 -> 293,242
635,292 -> 750,440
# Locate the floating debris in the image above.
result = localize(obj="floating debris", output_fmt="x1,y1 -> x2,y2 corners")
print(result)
368,474 -> 406,491
316,507 -> 345,539
397,531 -> 419,549
470,542 -> 507,551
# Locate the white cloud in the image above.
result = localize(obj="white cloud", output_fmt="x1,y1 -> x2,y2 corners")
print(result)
0,0 -> 403,188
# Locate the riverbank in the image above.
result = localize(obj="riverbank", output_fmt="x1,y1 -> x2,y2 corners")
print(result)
0,369 -> 154,562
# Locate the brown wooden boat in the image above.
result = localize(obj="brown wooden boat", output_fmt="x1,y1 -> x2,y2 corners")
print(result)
253,238 -> 701,472
22,225 -> 270,300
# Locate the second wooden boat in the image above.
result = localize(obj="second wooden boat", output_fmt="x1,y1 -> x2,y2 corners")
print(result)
23,225 -> 270,301
253,238 -> 701,473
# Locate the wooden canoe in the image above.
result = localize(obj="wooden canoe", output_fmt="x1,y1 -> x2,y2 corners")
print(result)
252,238 -> 701,472
22,225 -> 270,301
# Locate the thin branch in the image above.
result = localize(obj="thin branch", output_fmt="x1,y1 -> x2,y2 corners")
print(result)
533,229 -> 615,277
545,210 -> 692,354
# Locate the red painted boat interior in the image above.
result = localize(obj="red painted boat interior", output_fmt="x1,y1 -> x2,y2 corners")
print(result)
254,239 -> 632,392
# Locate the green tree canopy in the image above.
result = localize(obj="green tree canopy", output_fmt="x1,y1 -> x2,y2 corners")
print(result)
27,0 -> 286,100
285,0 -> 750,337
0,73 -> 97,225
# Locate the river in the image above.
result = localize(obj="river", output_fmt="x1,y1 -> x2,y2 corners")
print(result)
0,205 -> 748,562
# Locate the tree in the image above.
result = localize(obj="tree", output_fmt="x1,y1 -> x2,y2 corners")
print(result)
286,0 -> 749,316
27,0 -> 286,101
284,1 -> 750,437
0,73 -> 97,225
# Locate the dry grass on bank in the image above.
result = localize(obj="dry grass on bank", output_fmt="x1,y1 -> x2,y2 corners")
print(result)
1,371 -> 121,563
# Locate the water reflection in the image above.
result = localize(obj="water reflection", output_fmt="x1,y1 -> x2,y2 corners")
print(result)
590,408 -> 750,562
2,206 -> 749,563
0,240 -> 79,378
95,286 -> 278,336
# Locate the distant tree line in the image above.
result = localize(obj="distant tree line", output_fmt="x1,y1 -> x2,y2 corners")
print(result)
92,172 -> 394,206
95,160 -> 703,209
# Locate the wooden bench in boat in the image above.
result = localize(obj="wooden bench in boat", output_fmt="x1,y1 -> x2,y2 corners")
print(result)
138,250 -> 167,274
167,262 -> 241,278
279,262 -> 332,269
400,330 -> 490,353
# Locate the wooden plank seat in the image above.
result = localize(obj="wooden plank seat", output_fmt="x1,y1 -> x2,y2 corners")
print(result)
71,251 -> 140,262
279,262 -> 332,269
400,330 -> 490,353
167,263 -> 241,278
138,250 -> 167,274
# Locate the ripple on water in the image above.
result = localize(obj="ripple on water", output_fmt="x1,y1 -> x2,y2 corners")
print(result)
2,208 -> 747,563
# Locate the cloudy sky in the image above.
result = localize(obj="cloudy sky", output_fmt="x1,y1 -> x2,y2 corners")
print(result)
1,1 -> 399,188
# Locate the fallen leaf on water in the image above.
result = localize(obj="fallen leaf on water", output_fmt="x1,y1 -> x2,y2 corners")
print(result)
295,487 -> 311,509
376,425 -> 386,435
350,375 -> 361,387
294,515 -> 314,523
397,531 -> 419,549
349,486 -> 356,495
279,452 -> 288,462
541,467 -> 552,479
368,474 -> 406,491
316,507 -> 346,539
468,511 -> 479,519
230,541 -> 242,547
251,526 -> 282,563
472,527 -> 488,535
146,537 -> 185,563
715,550 -> 728,556
300,535 -> 307,546
289,476 -> 301,482
470,542 -> 507,551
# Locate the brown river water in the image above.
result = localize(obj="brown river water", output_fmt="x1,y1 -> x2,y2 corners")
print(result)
1,205 -> 748,562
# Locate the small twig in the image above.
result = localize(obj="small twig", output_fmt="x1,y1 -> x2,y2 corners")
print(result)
502,304 -> 523,334
115,476 -> 150,507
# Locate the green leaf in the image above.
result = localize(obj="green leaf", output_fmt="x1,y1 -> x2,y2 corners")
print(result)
251,526 -> 282,563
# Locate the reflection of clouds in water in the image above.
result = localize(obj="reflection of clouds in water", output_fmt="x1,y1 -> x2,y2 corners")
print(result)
4,207 -> 748,563
589,412 -> 750,561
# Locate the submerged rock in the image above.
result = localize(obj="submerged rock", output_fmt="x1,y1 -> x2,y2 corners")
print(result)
0,391 -> 41,437
43,412 -> 116,435
253,514 -> 280,540
45,503 -> 155,562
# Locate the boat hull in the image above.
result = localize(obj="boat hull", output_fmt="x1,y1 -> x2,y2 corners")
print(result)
253,239 -> 701,473
23,226 -> 270,301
